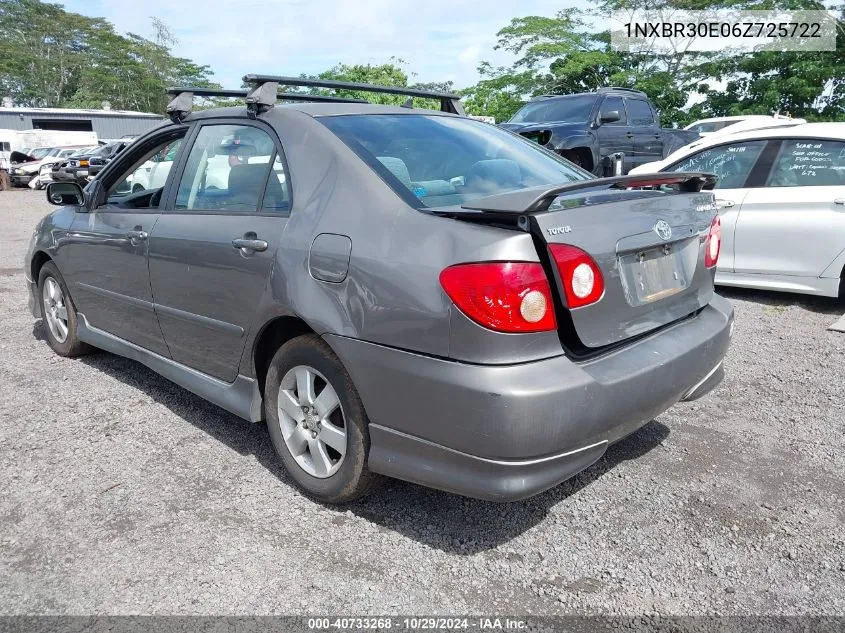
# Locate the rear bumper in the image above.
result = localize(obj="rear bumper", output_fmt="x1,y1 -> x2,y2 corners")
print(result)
326,294 -> 733,501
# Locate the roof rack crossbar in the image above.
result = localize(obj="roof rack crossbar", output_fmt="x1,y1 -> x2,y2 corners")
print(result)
164,86 -> 369,122
242,74 -> 465,115
165,87 -> 367,103
596,87 -> 647,95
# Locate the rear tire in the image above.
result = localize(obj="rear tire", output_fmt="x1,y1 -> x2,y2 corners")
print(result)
264,334 -> 382,503
37,262 -> 92,357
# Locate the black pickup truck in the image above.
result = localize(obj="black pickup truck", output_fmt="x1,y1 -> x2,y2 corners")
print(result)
499,87 -> 699,176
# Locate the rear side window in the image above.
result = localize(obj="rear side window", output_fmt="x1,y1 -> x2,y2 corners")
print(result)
175,124 -> 289,213
626,99 -> 654,125
668,140 -> 766,189
765,138 -> 845,187
320,114 -> 589,209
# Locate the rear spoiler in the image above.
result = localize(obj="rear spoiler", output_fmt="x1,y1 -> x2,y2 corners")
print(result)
452,173 -> 717,218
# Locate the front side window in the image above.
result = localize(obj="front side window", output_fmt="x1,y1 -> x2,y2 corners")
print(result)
175,124 -> 284,213
321,114 -> 590,209
599,97 -> 626,125
509,96 -> 596,124
105,134 -> 184,204
669,140 -> 766,189
765,138 -> 845,187
626,99 -> 654,125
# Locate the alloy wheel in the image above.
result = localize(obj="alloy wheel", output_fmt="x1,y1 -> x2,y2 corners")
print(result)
42,277 -> 69,343
277,365 -> 347,478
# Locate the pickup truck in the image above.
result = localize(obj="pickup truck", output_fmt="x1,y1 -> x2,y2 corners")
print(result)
499,88 -> 699,176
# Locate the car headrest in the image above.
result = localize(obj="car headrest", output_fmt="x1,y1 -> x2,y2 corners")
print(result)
377,156 -> 412,188
467,159 -> 522,188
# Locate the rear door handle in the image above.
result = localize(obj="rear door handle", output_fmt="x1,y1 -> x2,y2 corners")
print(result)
232,237 -> 268,252
715,199 -> 734,209
126,229 -> 148,240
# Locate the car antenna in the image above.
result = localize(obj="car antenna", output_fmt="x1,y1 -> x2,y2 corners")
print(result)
400,96 -> 414,109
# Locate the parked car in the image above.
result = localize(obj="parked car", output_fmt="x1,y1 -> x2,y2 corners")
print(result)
683,114 -> 805,137
62,140 -> 132,185
630,123 -> 845,298
31,146 -> 91,189
51,146 -> 100,185
499,88 -> 700,176
125,140 -> 181,192
26,77 -> 732,503
9,147 -> 86,188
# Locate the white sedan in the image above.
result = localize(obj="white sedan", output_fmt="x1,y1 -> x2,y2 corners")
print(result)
631,123 -> 845,298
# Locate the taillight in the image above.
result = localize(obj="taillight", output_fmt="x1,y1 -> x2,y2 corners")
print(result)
549,244 -> 605,309
439,262 -> 556,333
704,215 -> 721,268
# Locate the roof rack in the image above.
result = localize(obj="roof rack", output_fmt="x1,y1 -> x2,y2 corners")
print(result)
242,74 -> 465,116
164,86 -> 367,123
596,87 -> 647,96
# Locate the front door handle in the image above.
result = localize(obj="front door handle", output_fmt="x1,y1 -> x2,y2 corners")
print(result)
126,229 -> 148,240
715,199 -> 734,209
834,198 -> 845,205
232,237 -> 268,252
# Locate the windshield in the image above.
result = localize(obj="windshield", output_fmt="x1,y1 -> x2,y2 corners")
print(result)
321,114 -> 590,209
686,121 -> 736,134
509,96 -> 596,124
29,147 -> 53,160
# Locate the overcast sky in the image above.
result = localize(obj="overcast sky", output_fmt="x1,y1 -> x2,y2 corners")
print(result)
59,0 -> 587,90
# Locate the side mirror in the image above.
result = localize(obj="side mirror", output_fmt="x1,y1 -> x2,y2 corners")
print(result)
88,156 -> 106,167
599,110 -> 621,124
46,182 -> 85,207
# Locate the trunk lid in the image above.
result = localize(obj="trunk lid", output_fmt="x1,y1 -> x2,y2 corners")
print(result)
450,174 -> 719,350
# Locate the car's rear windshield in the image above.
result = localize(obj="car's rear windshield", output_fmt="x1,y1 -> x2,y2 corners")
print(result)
509,95 -> 596,124
320,114 -> 589,209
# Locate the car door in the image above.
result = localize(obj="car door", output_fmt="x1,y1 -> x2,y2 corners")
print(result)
63,127 -> 188,356
733,137 -> 845,278
595,96 -> 632,174
148,120 -> 291,382
625,98 -> 663,172
664,139 -> 769,272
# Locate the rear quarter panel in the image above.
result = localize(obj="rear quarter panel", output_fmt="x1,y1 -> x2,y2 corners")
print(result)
239,108 -> 565,376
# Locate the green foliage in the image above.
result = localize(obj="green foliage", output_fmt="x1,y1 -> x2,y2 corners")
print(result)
464,0 -> 845,124
1,0 -> 842,126
0,0 -> 218,112
304,61 -> 450,110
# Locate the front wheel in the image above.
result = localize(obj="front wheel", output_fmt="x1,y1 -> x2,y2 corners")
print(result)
264,334 -> 382,503
37,261 -> 92,357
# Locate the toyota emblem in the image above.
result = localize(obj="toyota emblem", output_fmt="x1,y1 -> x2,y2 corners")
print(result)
654,220 -> 672,241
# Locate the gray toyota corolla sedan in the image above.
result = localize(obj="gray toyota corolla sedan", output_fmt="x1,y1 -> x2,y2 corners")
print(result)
25,76 -> 733,503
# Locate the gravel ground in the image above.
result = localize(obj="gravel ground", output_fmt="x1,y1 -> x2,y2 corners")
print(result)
0,189 -> 843,616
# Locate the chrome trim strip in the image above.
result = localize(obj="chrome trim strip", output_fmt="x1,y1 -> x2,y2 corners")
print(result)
369,424 -> 608,467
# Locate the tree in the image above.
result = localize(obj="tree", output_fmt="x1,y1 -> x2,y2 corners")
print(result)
301,60 -> 448,109
464,0 -> 845,124
462,10 -> 626,122
0,0 -> 217,112
689,2 -> 845,121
